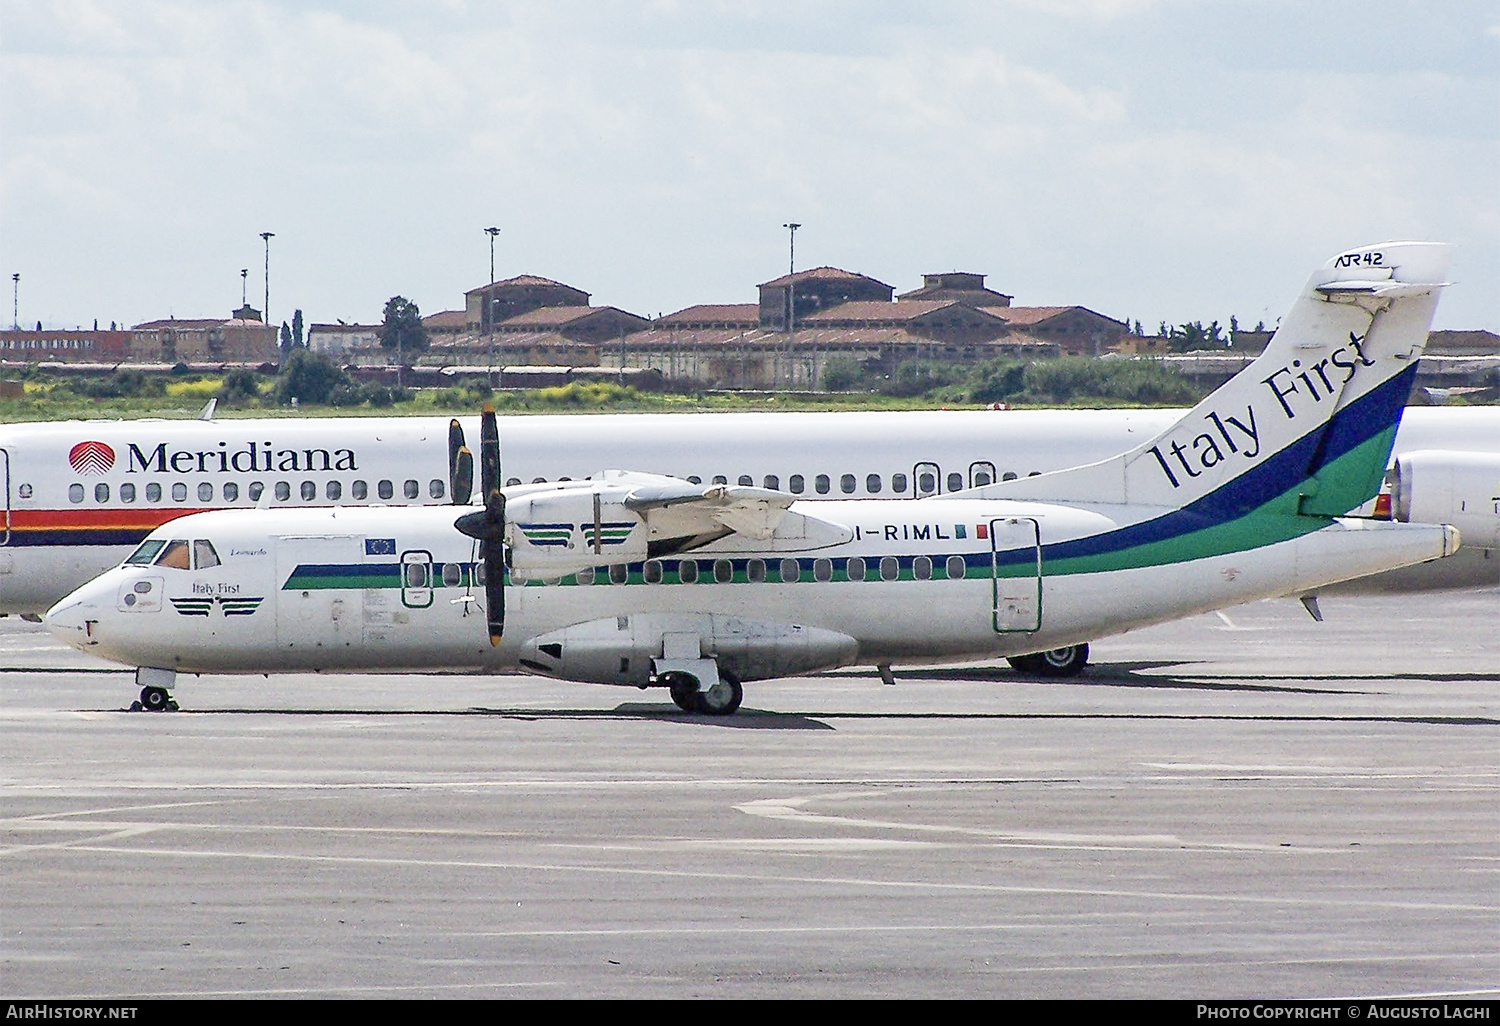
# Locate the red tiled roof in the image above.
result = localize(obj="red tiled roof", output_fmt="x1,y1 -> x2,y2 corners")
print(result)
658,304 -> 760,325
758,266 -> 893,289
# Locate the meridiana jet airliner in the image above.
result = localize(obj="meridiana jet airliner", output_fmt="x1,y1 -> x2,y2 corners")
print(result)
47,242 -> 1465,714
2,391 -> 1496,615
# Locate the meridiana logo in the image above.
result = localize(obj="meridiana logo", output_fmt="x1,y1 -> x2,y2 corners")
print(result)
69,440 -> 116,475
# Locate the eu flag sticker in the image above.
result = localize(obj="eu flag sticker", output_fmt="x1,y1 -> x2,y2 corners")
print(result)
366,538 -> 396,556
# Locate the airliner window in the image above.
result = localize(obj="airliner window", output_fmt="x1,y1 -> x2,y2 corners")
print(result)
1002,472 -> 1018,482
815,474 -> 830,494
429,479 -> 444,499
714,559 -> 733,583
947,473 -> 963,493
273,482 -> 289,501
780,558 -> 800,583
125,539 -> 166,565
403,562 -> 428,588
678,559 -> 698,584
146,483 -> 162,503
913,555 -> 933,580
846,556 -> 866,581
712,475 -> 727,485
326,481 -> 341,501
172,483 -> 188,502
194,540 -> 220,569
222,483 -> 238,502
813,558 -> 832,582
155,540 -> 191,570
789,475 -> 804,494
946,555 -> 967,580
576,567 -> 594,585
763,475 -> 779,490
866,474 -> 881,494
643,560 -> 662,585
378,480 -> 393,500
880,556 -> 899,581
69,484 -> 84,504
120,483 -> 136,503
918,472 -> 935,495
609,563 -> 628,585
746,558 -> 766,583
248,482 -> 264,501
738,475 -> 753,487
352,480 -> 367,500
404,480 -> 419,500
198,483 -> 213,502
506,478 -> 521,487
891,473 -> 907,494
441,563 -> 462,587
841,474 -> 856,494
95,483 -> 109,503
301,481 -> 316,501
687,476 -> 701,485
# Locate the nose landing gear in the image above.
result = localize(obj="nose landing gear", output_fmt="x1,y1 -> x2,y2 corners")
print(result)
129,667 -> 179,712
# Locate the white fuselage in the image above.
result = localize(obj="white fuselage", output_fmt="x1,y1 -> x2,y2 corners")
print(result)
2,406 -> 1497,613
47,502 -> 1455,682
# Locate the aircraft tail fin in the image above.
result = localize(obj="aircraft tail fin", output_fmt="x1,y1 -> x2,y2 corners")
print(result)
972,242 -> 1451,517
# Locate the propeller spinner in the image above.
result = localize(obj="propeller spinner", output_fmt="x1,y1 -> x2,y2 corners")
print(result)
454,403 -> 506,644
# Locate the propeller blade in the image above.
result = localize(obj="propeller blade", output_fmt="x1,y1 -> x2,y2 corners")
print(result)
480,402 -> 501,509
452,447 -> 473,507
448,420 -> 472,505
484,546 -> 505,645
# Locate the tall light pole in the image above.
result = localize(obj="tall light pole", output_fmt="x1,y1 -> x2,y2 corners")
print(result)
783,222 -> 800,389
10,274 -> 17,330
484,226 -> 500,386
260,232 -> 274,323
240,268 -> 248,311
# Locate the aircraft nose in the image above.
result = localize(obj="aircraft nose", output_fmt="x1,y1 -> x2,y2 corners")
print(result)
44,592 -> 103,649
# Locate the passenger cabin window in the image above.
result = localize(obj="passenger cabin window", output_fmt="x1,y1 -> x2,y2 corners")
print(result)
429,479 -> 445,499
69,484 -> 84,504
712,475 -> 727,486
947,473 -> 963,493
146,483 -> 162,503
763,475 -> 779,490
248,482 -> 264,501
222,482 -> 238,502
866,474 -> 881,494
275,482 -> 291,502
789,475 -> 804,494
378,480 -> 393,500
947,555 -> 967,580
687,476 -> 702,485
846,556 -> 866,581
738,475 -> 753,487
326,481 -> 341,501
120,482 -> 137,503
780,558 -> 800,583
506,478 -> 521,487
198,482 -> 213,502
404,479 -> 419,500
172,483 -> 188,502
301,481 -> 316,501
352,480 -> 368,500
94,483 -> 109,503
841,474 -> 856,494
193,540 -> 221,569
815,474 -> 830,494
1002,472 -> 1018,482
891,473 -> 908,494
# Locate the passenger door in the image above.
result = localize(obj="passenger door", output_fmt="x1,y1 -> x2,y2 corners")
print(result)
990,517 -> 1042,633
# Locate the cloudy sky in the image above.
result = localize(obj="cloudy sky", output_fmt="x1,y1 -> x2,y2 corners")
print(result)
2,1 -> 1496,334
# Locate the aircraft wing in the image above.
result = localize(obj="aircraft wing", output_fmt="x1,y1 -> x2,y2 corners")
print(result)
624,481 -> 796,541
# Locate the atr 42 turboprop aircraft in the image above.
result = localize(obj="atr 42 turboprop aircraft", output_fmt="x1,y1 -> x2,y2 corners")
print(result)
2,386 -> 1496,615
48,242 -> 1462,714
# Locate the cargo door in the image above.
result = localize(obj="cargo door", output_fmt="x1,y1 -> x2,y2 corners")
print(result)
991,517 -> 1042,633
275,535 -> 363,652
0,448 -> 9,546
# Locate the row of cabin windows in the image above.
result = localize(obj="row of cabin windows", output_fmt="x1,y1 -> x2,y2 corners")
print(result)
70,478 -> 447,505
500,468 -> 1028,494
406,554 -> 972,590
570,554 -> 969,586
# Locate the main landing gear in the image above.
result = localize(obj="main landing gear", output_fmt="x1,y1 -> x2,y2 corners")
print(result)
661,669 -> 744,716
1006,643 -> 1089,678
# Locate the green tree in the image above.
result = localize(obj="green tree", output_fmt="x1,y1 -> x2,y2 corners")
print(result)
292,308 -> 305,348
273,349 -> 350,405
217,368 -> 263,405
380,296 -> 428,354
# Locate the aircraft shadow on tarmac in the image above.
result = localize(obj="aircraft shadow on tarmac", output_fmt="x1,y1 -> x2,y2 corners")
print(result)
848,662 -> 1500,693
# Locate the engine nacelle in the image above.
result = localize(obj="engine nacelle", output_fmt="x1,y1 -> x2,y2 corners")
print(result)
517,613 -> 860,686
505,485 -> 646,578
1392,450 -> 1500,549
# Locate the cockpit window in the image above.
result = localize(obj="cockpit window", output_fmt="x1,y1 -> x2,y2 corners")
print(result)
125,539 -> 167,565
193,540 -> 221,569
155,540 -> 191,570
